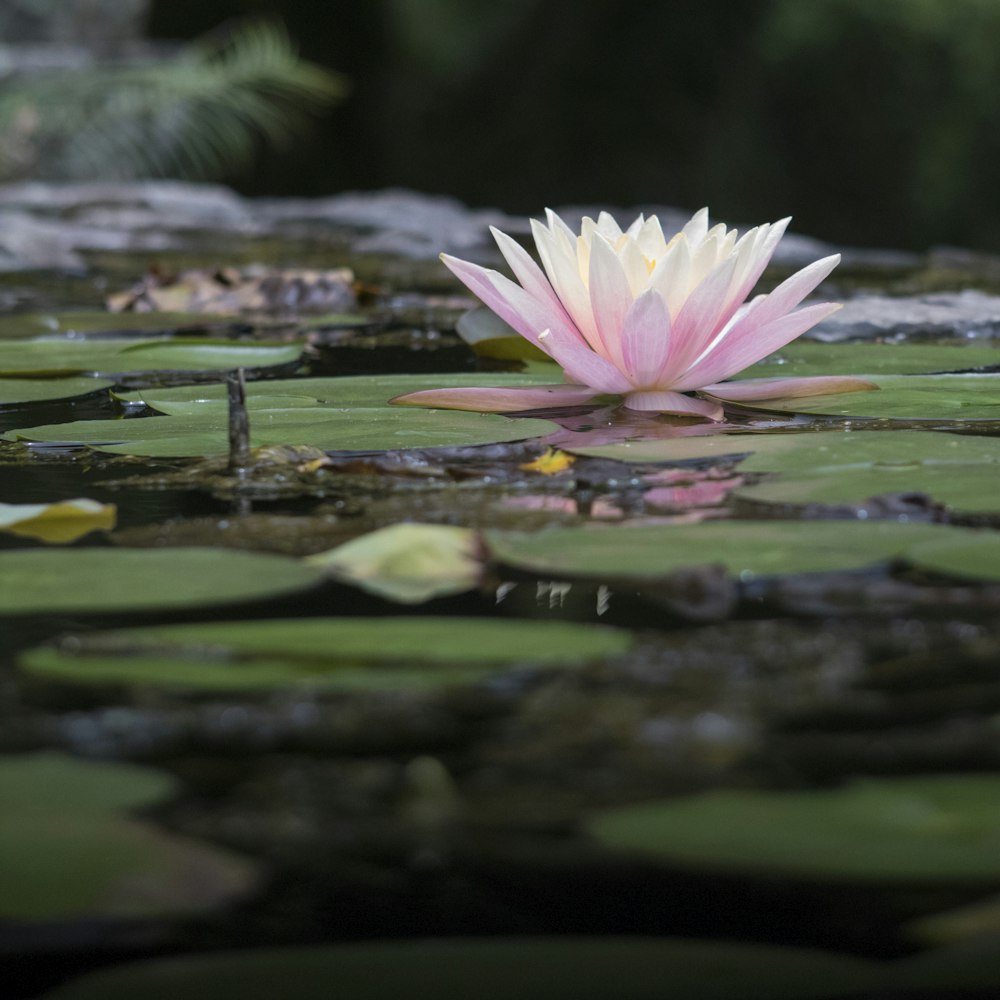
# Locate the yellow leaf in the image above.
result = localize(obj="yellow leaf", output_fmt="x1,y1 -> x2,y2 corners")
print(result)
307,523 -> 482,603
0,499 -> 117,543
520,448 -> 575,475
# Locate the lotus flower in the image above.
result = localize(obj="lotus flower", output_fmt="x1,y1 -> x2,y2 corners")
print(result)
391,208 -> 876,421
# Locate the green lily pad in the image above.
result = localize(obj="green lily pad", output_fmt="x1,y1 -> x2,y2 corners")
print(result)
455,307 -> 551,362
0,752 -> 255,921
6,374 -> 563,455
19,617 -> 632,691
588,774 -> 1000,883
486,521 -> 962,580
115,372 -> 565,411
742,341 -> 1000,378
740,465 -> 1000,512
0,376 -> 113,406
906,531 -> 1000,583
568,428 -> 1000,467
0,338 -> 302,376
0,547 -> 322,614
754,373 -> 1000,421
36,937 -> 883,1000
0,311 -> 225,341
5,408 -> 557,457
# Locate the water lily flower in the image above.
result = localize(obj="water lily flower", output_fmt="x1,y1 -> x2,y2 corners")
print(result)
391,208 -> 876,420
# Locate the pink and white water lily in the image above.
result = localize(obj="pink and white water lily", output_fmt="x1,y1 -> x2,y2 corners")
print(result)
391,208 -> 876,421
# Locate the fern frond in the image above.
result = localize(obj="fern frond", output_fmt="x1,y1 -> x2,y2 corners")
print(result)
0,19 -> 347,181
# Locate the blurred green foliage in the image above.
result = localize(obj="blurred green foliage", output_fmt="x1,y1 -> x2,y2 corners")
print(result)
17,0 -> 1000,251
0,19 -> 345,182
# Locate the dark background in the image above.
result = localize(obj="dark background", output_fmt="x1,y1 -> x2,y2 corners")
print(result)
22,0 -> 1000,252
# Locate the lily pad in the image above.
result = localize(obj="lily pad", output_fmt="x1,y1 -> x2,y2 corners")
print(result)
0,376 -> 113,406
116,372 -> 565,411
0,752 -> 255,921
0,498 -> 116,543
742,341 -> 1000,378
0,339 -> 302,376
36,937 -> 883,1000
19,617 -> 632,691
5,408 -> 558,457
588,774 -> 1000,884
485,521 -> 961,580
307,524 -> 482,603
567,428 -> 1000,467
0,311 -> 224,341
0,547 -> 322,614
7,374 -> 563,456
455,306 -> 551,362
753,373 -> 1000,421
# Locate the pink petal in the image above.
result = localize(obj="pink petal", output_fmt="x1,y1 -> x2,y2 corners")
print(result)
623,390 -> 725,421
489,226 -> 569,318
738,253 -> 841,330
673,302 -> 842,389
668,253 -> 741,372
390,384 -> 601,413
701,375 -> 879,401
544,334 -> 635,394
588,233 -> 632,369
620,290 -> 673,386
441,253 -> 587,358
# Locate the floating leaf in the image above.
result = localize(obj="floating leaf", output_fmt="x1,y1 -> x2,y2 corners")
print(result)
742,341 -> 1000,379
0,376 -> 113,406
0,547 -> 322,614
0,753 -> 255,921
588,774 -> 1000,883
455,307 -> 550,362
116,373 -> 565,411
0,311 -> 224,341
19,617 -> 632,691
753,373 -> 1000,421
5,408 -> 558,457
36,936 -> 883,1000
7,374 -> 562,456
567,428 -> 1000,467
486,521 -> 960,580
0,339 -> 302,376
0,498 -> 116,543
906,531 -> 1000,583
307,524 -> 482,603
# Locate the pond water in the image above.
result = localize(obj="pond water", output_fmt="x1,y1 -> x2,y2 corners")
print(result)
3,230 -> 1000,1000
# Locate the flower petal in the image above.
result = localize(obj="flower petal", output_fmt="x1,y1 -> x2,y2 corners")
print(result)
542,334 -> 635,394
620,289 -> 673,386
701,375 -> 879,402
489,226 -> 569,317
531,217 -> 601,350
390,384 -> 600,413
667,251 -> 742,371
673,301 -> 842,389
623,389 -> 725,421
588,233 -> 633,369
441,253 -> 587,357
